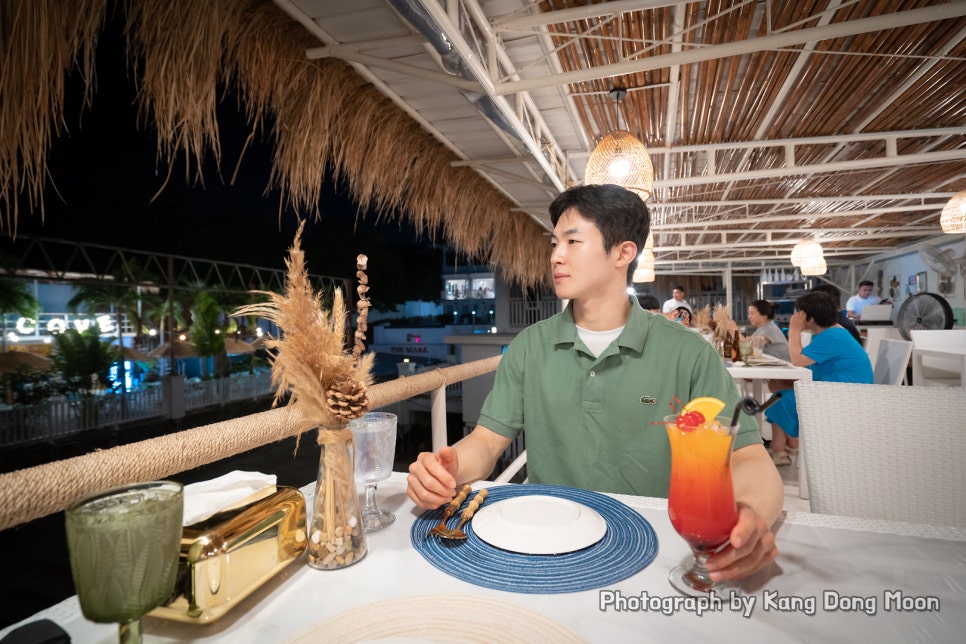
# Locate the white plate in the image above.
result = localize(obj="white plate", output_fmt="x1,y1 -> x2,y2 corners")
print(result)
747,357 -> 789,366
471,495 -> 607,555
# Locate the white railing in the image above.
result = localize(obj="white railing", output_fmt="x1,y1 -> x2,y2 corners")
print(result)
0,371 -> 276,446
508,298 -> 558,327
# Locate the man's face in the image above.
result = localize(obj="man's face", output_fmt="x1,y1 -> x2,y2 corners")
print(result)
857,284 -> 874,298
550,209 -> 619,301
673,288 -> 685,301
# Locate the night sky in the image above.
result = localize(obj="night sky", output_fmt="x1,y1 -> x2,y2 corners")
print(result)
10,10 -> 448,309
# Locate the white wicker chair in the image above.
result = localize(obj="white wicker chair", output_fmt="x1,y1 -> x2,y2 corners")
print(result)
795,381 -> 966,527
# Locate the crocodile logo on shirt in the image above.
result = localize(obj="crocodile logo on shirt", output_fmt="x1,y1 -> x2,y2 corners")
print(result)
640,395 -> 657,405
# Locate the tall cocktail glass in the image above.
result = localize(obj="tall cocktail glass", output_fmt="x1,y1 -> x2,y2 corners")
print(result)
350,411 -> 398,532
65,480 -> 183,644
663,414 -> 739,596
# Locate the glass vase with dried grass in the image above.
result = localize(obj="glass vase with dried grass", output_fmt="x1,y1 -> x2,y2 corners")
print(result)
234,225 -> 375,571
307,421 -> 366,569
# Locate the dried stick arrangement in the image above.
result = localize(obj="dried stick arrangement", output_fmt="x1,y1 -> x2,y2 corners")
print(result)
233,221 -> 374,569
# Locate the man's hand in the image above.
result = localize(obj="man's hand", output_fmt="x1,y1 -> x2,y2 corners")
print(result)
407,446 -> 460,509
704,504 -> 778,581
788,310 -> 807,335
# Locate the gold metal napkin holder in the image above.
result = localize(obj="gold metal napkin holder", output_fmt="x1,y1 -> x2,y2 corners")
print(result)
149,485 -> 307,623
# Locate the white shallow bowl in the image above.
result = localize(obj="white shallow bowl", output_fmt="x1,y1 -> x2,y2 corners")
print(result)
471,495 -> 607,555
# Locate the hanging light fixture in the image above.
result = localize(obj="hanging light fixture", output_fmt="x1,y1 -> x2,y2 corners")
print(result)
790,238 -> 823,267
584,87 -> 654,201
940,190 -> 966,233
632,266 -> 655,283
800,254 -> 827,276
633,249 -> 655,282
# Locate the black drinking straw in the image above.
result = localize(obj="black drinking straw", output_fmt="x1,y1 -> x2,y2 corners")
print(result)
731,393 -> 782,427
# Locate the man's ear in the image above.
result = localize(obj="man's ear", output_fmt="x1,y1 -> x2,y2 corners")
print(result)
614,241 -> 638,267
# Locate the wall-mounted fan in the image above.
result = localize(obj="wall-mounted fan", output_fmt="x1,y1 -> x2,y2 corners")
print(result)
918,245 -> 966,295
919,245 -> 966,275
896,293 -> 955,340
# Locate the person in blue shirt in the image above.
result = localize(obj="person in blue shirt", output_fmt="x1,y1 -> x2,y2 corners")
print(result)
811,283 -> 862,344
766,291 -> 874,465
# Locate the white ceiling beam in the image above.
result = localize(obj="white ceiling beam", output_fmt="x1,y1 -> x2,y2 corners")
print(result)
655,194 -> 957,207
568,127 -> 966,157
654,206 -> 944,228
494,0 -> 688,31
305,49 -> 480,90
493,2 -> 966,95
414,0 -> 567,192
657,149 -> 965,189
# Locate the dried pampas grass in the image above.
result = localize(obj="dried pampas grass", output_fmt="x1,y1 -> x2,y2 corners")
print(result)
234,221 -> 374,440
711,303 -> 734,342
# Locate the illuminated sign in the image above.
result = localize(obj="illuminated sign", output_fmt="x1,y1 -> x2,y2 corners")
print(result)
12,314 -> 119,337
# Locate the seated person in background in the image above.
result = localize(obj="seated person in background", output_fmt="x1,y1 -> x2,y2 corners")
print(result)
636,294 -> 662,313
811,283 -> 862,344
408,183 -> 783,583
667,305 -> 692,326
746,300 -> 789,361
662,285 -> 693,314
846,280 -> 888,320
766,292 -> 874,465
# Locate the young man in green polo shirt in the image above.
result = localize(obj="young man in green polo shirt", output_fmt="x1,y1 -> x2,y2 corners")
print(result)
407,184 -> 784,583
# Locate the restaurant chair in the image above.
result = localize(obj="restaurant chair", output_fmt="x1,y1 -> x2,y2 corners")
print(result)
795,381 -> 966,527
872,338 -> 912,386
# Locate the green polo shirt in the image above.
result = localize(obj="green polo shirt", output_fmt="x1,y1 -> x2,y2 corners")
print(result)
478,296 -> 761,497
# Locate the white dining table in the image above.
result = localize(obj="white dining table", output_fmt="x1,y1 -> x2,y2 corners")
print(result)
726,358 -> 812,499
911,346 -> 966,390
4,472 -> 965,643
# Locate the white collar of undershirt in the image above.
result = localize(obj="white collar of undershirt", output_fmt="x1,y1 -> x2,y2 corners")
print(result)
575,324 -> 624,357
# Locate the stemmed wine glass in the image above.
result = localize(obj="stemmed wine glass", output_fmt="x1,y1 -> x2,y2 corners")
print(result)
65,480 -> 184,644
350,412 -> 398,532
662,414 -> 739,596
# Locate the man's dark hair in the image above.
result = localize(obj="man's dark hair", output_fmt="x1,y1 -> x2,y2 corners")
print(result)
549,184 -> 650,284
672,285 -> 685,293
749,299 -> 775,320
637,294 -> 661,311
796,291 -> 838,327
858,280 -> 874,288
811,283 -> 841,301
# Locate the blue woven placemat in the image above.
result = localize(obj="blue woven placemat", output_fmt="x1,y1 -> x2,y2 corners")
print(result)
410,484 -> 658,594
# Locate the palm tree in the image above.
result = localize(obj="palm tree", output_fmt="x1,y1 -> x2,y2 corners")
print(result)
189,291 -> 225,378
0,278 -> 40,351
50,327 -> 121,427
67,280 -> 138,392
51,328 -> 121,393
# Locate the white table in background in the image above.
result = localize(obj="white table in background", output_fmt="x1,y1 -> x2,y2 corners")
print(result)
4,473 -> 964,643
726,360 -> 812,441
727,360 -> 812,499
911,346 -> 966,390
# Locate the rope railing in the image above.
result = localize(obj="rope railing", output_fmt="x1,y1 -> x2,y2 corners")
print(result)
0,356 -> 501,531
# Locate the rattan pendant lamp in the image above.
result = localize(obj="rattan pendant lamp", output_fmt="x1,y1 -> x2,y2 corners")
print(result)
790,238 -> 824,268
940,190 -> 966,233
584,87 -> 654,201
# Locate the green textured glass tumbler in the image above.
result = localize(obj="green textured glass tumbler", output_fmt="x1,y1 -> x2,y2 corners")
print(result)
65,480 -> 183,644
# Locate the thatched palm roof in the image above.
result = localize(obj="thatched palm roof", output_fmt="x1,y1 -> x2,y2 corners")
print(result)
0,0 -> 550,291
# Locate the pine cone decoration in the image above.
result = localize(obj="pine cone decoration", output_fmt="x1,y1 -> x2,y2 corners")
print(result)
326,379 -> 370,420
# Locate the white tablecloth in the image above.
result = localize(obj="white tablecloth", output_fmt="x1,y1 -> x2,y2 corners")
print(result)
4,472 -> 965,643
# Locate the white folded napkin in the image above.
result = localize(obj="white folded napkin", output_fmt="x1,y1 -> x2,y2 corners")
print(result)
182,470 -> 277,525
